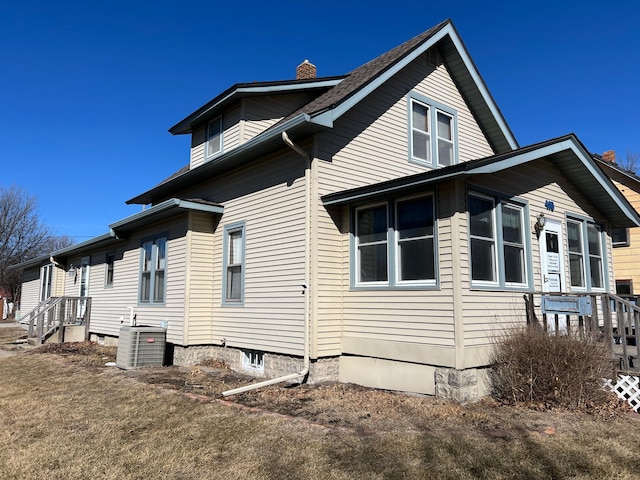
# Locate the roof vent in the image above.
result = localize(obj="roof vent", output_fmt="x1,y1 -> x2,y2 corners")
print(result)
426,47 -> 443,67
296,60 -> 317,80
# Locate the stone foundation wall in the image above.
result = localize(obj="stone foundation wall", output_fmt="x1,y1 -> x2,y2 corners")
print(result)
172,344 -> 339,383
435,367 -> 489,402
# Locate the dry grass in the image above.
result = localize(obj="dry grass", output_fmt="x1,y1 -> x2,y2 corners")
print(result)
0,327 -> 27,345
0,341 -> 640,479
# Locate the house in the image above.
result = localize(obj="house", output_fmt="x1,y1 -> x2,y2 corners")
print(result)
594,151 -> 640,297
12,19 -> 640,400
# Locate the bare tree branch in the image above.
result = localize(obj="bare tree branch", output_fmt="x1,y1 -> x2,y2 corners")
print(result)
0,185 -> 73,303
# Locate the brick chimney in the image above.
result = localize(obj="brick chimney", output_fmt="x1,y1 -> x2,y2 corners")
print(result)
296,60 -> 316,80
602,150 -> 616,162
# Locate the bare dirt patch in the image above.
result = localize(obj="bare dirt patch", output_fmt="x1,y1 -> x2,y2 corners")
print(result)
23,341 -> 634,435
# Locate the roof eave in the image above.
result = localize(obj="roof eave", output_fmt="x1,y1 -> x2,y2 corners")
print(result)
311,21 -> 518,153
169,78 -> 344,135
127,113 -> 319,205
322,135 -> 640,228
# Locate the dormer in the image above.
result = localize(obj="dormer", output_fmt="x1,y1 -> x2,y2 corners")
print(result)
169,70 -> 343,170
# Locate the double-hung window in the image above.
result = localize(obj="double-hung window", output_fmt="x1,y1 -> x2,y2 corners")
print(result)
567,218 -> 604,290
139,237 -> 166,304
105,252 -> 115,287
468,193 -> 528,289
206,116 -> 222,159
409,94 -> 457,168
354,195 -> 436,287
396,196 -> 435,283
356,204 -> 388,284
223,222 -> 245,304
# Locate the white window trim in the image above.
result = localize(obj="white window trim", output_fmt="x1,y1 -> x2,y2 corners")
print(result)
205,116 -> 223,159
242,350 -> 264,372
408,93 -> 458,168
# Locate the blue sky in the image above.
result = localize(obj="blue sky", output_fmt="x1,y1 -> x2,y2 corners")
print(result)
2,1 -> 639,241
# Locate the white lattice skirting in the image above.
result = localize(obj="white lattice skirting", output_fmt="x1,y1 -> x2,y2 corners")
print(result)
605,375 -> 640,412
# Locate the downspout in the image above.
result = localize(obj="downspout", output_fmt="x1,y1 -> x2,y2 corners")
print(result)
222,131 -> 311,396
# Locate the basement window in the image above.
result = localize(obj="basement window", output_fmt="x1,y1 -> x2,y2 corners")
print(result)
242,350 -> 264,372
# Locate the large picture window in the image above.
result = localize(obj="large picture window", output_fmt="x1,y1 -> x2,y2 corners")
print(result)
139,237 -> 166,304
468,193 -> 529,289
409,94 -> 457,168
567,217 -> 605,290
354,195 -> 436,288
223,223 -> 245,304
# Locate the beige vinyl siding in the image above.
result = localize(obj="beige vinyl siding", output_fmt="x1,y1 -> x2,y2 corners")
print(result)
460,160 -> 614,349
18,267 -> 40,316
334,186 -> 457,363
189,106 -> 241,169
316,53 -> 494,197
85,217 -> 188,345
189,93 -> 317,169
314,56 -> 493,357
243,93 -> 320,141
188,152 -> 307,357
183,212 -> 216,345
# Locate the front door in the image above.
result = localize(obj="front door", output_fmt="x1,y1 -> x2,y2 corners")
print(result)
539,219 -> 567,331
78,256 -> 90,319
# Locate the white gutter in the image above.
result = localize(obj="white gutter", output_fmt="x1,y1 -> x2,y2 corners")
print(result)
222,131 -> 311,396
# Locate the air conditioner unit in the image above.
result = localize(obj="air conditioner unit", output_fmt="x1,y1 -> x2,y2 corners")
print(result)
116,326 -> 166,369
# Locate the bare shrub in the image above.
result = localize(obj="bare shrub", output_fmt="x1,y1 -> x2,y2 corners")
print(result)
488,326 -> 614,409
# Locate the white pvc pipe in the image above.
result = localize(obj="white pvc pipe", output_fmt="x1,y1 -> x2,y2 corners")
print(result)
221,132 -> 311,397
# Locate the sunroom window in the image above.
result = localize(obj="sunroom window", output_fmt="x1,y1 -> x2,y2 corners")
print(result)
567,217 -> 605,291
468,193 -> 529,289
354,195 -> 437,288
356,204 -> 388,284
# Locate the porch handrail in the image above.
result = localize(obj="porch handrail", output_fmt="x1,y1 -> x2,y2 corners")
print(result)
24,297 -> 92,345
524,292 -> 640,373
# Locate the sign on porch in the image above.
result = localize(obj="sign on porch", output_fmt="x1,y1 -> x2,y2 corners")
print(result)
541,295 -> 592,316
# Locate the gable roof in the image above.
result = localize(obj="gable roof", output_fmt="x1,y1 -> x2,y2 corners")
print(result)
128,19 -> 518,206
322,134 -> 640,229
593,155 -> 640,192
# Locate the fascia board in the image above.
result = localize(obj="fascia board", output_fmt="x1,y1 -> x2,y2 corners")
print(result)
110,198 -> 224,236
311,24 -> 518,152
446,28 -> 518,150
171,80 -> 342,134
314,27 -> 450,126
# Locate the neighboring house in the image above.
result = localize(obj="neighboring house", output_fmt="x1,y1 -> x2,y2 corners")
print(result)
594,151 -> 640,296
12,19 -> 640,400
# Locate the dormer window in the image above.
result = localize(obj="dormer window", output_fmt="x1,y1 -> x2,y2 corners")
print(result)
409,94 -> 457,168
206,116 -> 223,159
